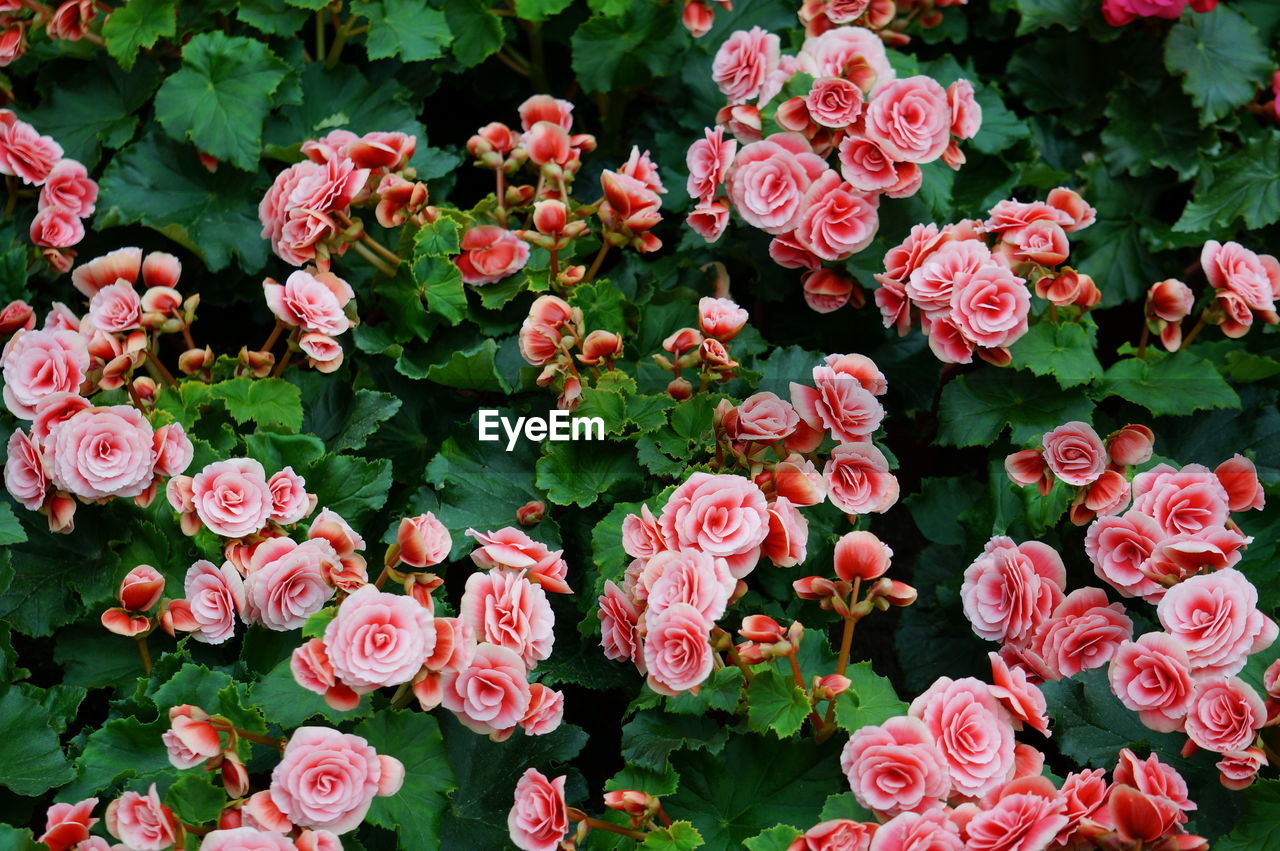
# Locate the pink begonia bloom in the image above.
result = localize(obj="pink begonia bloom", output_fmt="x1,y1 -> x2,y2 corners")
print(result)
1006,219 -> 1069,266
0,115 -> 64,184
1045,186 -> 1095,232
1215,454 -> 1265,513
30,205 -> 85,248
792,819 -> 876,851
192,458 -> 274,538
905,238 -> 990,315
1201,240 -> 1275,312
712,26 -> 780,103
299,332 -> 343,374
197,828 -> 297,851
726,136 -> 827,234
88,281 -> 141,332
687,128 -> 737,202
621,504 -> 668,560
1113,748 -> 1195,815
643,548 -> 733,622
909,676 -> 1016,798
38,797 -> 98,851
243,538 -> 338,631
324,585 -> 435,689
1,328 -> 89,418
1156,568 -> 1277,677
152,423 -> 194,479
46,405 -> 156,499
807,77 -> 864,128
792,365 -> 885,444
441,642 -> 531,735
40,159 -> 97,217
960,537 -> 1065,645
838,135 -> 898,192
867,810 -> 962,851
797,27 -> 894,95
658,472 -> 770,576
466,526 -> 570,593
105,785 -> 177,851
455,225 -> 530,285
460,569 -> 554,669
964,776 -> 1068,851
397,512 -> 452,568
181,560 -> 245,644
697,296 -> 748,341
1184,677 -> 1267,753
270,727 -> 401,834
792,171 -> 879,261
687,199 -> 731,243
803,268 -> 857,313
1040,421 -> 1106,486
947,79 -> 982,140
520,682 -> 565,735
597,580 -> 643,669
763,496 -> 808,568
823,442 -> 898,516
264,269 -> 354,336
840,715 -> 950,816
643,602 -> 713,696
1084,510 -> 1165,600
727,391 -> 798,442
518,94 -> 574,131
863,76 -> 951,164
508,768 -> 568,851
267,467 -> 310,525
292,637 -> 361,712
1217,748 -> 1266,791
988,652 -> 1050,736
1056,769 -> 1108,842
949,263 -> 1029,348
1034,587 -> 1133,679
163,707 -> 222,769
1131,463 -> 1229,537
1108,633 -> 1195,733
834,531 -> 892,583
5,428 -> 47,509
984,199 -> 1071,234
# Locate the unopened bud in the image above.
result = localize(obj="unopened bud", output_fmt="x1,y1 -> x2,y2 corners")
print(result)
238,347 -> 274,378
739,614 -> 785,644
814,674 -> 852,701
179,346 -> 214,375
517,500 -> 545,526
666,377 -> 693,401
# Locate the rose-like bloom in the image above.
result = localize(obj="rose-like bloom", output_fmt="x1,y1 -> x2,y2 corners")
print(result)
267,467 -> 310,525
1184,677 -> 1266,753
687,199 -> 731,243
1217,748 -> 1266,791
398,512 -> 452,567
960,537 -> 1065,646
1107,424 -> 1155,468
270,727 -> 399,834
597,579 -> 643,668
152,423 -> 193,479
621,504 -> 667,560
105,785 -> 177,850
984,199 -> 1071,234
5,428 -> 47,509
292,637 -> 360,712
45,405 -> 156,499
1005,220 -> 1068,266
838,135 -> 898,192
1157,568 -> 1277,677
1215,454 -> 1264,513
0,298 -> 34,335
712,26 -> 780,103
769,231 -> 822,270
726,136 -> 827,234
163,705 -> 221,769
946,79 -> 982,140
793,819 -> 876,851
1131,463 -> 1229,537
441,642 -> 532,735
39,159 -> 97,217
763,497 -> 808,568
520,682 -> 564,736
39,797 -> 99,851
798,27 -> 894,94
523,121 -> 572,166
868,810 -> 962,851
192,458 -> 274,539
518,94 -> 573,132
658,472 -> 770,576
988,652 -> 1050,736
1113,748 -> 1195,815
863,76 -> 951,164
909,676 -> 1016,798
643,602 -> 713,696
1035,587 -> 1133,678
841,716 -> 950,816
1201,240 -> 1275,312
1084,510 -> 1164,600
466,526 -> 570,594
686,127 -> 737,203
1216,289 -> 1255,338
1,328 -> 89,418
508,768 -> 568,851
643,548 -> 733,622
264,269 -> 353,336
730,391 -> 798,441
792,366 -> 885,443
325,585 -> 435,689
1041,422 -> 1107,488
180,560 -> 245,644
1005,449 -> 1049,493
30,204 -> 85,249
802,269 -> 857,314
807,77 -> 864,128
1108,632 -> 1195,732
965,776 -> 1068,851
198,827 -> 297,851
1147,525 -> 1249,582
455,225 -> 530,285
824,443 -> 898,516
288,154 -> 369,215
793,171 -> 879,261
243,538 -> 338,631
949,263 -> 1029,348
1056,769 -> 1108,843
698,296 -> 748,341
460,569 -> 553,668
1147,279 -> 1193,324
0,116 -> 64,184
905,239 -> 991,315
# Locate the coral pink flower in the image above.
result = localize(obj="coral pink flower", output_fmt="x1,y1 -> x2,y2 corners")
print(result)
325,585 -> 435,689
1132,463 -> 1229,537
520,682 -> 565,735
802,268 -> 857,313
965,776 -> 1067,851
192,459 -> 274,539
518,94 -> 574,131
5,428 -> 47,509
643,548 -> 733,621
618,145 -> 666,194
643,602 -> 713,696
0,115 -> 63,184
763,496 -> 808,568
1084,510 -> 1165,600
1,328 -> 89,418
163,705 -> 221,769
658,472 -> 770,576
823,442 -> 898,516
949,263 -> 1029,348
833,530 -> 892,582
909,676 -> 1016,798
1041,421 -> 1106,487
460,569 -> 554,668
508,768 -> 568,851
1035,587 -> 1133,678
793,171 -> 879,261
838,135 -> 898,192
1005,449 -> 1050,494
1113,748 -> 1195,815
727,137 -> 827,234
867,809 -> 962,851
267,467 -> 310,525
152,423 -> 194,479
1006,220 -> 1068,266
960,537 -> 1065,645
988,653 -> 1050,736
39,159 -> 97,217
198,827 -> 297,851
243,539 -> 338,631
1217,748 -> 1266,791
1108,633 -> 1195,732
1056,769 -> 1108,842
1215,454 -> 1264,512
597,580 -> 643,668
287,154 -> 369,215
792,367 -> 885,443
621,505 -> 668,560
863,76 -> 951,164
1045,187 -> 1095,231
906,239 -> 991,315
180,560 -> 245,644
523,121 -> 572,166
455,225 -> 530,285
270,727 -> 400,834
841,715 -> 950,816
38,797 -> 99,851
441,642 -> 531,735
87,280 -> 141,332
466,526 -> 570,594
105,785 -> 177,850
1147,525 -> 1249,582
793,819 -> 876,851
807,77 -> 864,128
1156,568 -> 1277,676
397,512 -> 452,567
1147,279 -> 1193,324
984,200 -> 1070,234
1184,677 -> 1266,753
264,269 -> 353,336
797,27 -> 893,94
291,638 -> 360,712
729,391 -> 798,441
946,79 -> 982,140
46,405 -> 156,499
688,199 -> 731,243
712,26 -> 781,103
698,296 -> 749,341
1201,240 -> 1275,312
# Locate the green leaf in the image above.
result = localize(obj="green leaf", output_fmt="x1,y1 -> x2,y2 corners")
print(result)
1013,0 -> 1084,33
96,132 -> 267,272
1092,353 -> 1240,417
536,439 -> 641,507
62,716 -> 172,800
236,0 -> 309,33
746,669 -> 811,739
164,772 -> 225,824
102,0 -> 176,70
154,32 -> 289,172
365,0 -> 453,61
265,64 -> 425,148
571,280 -> 628,332
818,791 -> 875,822
667,668 -> 745,715
571,3 -> 684,93
210,378 -> 304,430
1101,83 -> 1216,181
832,662 -> 908,733
937,370 -> 1094,447
620,711 -> 729,773
425,339 -> 511,392
0,825 -> 42,851
242,432 -> 327,474
54,626 -> 144,692
248,659 -> 370,727
515,0 -> 573,19
413,221 -> 468,327
0,503 -> 25,546
0,688 -> 75,795
744,825 -> 803,851
0,510 -> 111,637
606,763 -> 680,796
969,84 -> 1030,156
1164,6 -> 1272,125
1009,321 -> 1103,389
1215,781 -> 1280,850
1175,132 -> 1280,233
444,0 -> 505,67
304,454 -> 393,530
25,58 -> 158,169
644,822 -> 704,851
356,711 -> 456,850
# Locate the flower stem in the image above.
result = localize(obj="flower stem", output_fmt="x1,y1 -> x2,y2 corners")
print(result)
390,682 -> 413,710
145,349 -> 179,388
787,650 -> 825,734
1181,311 -> 1209,349
349,239 -> 397,278
572,815 -> 645,841
584,242 -> 610,284
261,319 -> 285,354
234,728 -> 285,749
135,635 -> 152,675
315,10 -> 325,62
1137,320 -> 1149,360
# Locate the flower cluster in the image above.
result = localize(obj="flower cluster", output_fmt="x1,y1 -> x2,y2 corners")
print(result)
1144,240 -> 1279,351
654,295 -> 749,400
797,0 -> 968,42
509,767 -> 685,851
258,267 -> 359,375
686,25 -> 982,278
1102,0 -> 1216,27
518,293 -> 622,409
0,0 -> 104,67
875,188 -> 1097,364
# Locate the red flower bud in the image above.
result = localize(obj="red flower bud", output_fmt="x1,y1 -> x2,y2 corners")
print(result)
833,531 -> 892,582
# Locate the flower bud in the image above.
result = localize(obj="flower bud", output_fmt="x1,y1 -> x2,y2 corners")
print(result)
119,564 -> 165,611
533,200 -> 568,236
833,531 -> 892,582
133,377 -> 158,404
814,674 -> 851,701
517,500 -> 546,526
739,614 -> 786,643
238,346 -> 274,378
558,265 -> 585,288
222,753 -> 250,798
603,790 -> 655,819
666,377 -> 693,401
662,327 -> 704,355
1147,279 -> 1194,323
1106,424 -> 1155,467
179,346 -> 214,375
792,576 -> 838,600
699,338 -> 736,369
578,330 -> 623,366
0,300 -> 34,335
101,607 -> 152,637
867,578 -> 917,607
736,642 -> 766,665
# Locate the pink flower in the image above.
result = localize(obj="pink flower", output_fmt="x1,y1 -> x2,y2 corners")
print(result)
1041,422 -> 1107,488
270,727 -> 400,834
1107,424 -> 1156,467
5,428 -> 47,509
441,642 -> 532,735
909,676 -> 1016,798
769,231 -> 822,270
712,26 -> 781,103
152,423 -> 194,479
46,405 -> 156,499
243,539 -> 338,631
1006,220 -> 1068,266
834,530 -> 892,582
520,682 -> 564,735
763,496 -> 808,568
87,280 -> 142,332
803,268 -> 857,313
268,467 -> 310,525
960,537 -> 1065,646
39,159 -> 97,217
841,715 -> 950,816
1201,240 -> 1275,312
905,239 -> 990,314
686,127 -> 737,201
325,585 -> 435,689
264,269 -> 353,336
105,785 -> 177,850
1113,748 -> 1195,815
621,505 -> 668,560
867,810 -> 962,851
397,512 -> 452,567
288,154 -> 369,214
518,94 -> 574,131
1157,567 -> 1277,676
1215,454 -> 1264,512
1217,748 -> 1266,791
984,200 -> 1070,234
658,472 -> 770,576
688,199 -> 731,243
863,76 -> 951,164
39,797 -> 99,851
461,569 -> 553,668
192,459 -> 274,538
1132,463 -> 1229,537
1108,632 -> 1195,732
618,145 -> 666,194
949,263 -> 1029,348
643,602 -> 713,696
508,768 -> 568,851
0,116 -> 63,185
698,296 -> 749,341
1084,510 -> 1164,600
807,77 -> 864,128
643,548 -> 733,622
466,526 -> 570,594
793,819 -> 876,851
1045,187 -> 1095,232
291,638 -> 360,712
180,560 -> 245,644
797,27 -> 893,94
792,366 -> 885,443
726,136 -> 827,234
1184,677 -> 1266,753
456,226 -> 530,285
964,776 -> 1067,851
946,79 -> 982,140
1,328 -> 89,418
988,652 -> 1050,736
793,171 -> 879,261
730,391 -> 798,441
598,580 -> 643,668
197,828 -> 297,851
163,706 -> 221,769
823,442 -> 899,515
1035,587 -> 1133,678
838,135 -> 898,192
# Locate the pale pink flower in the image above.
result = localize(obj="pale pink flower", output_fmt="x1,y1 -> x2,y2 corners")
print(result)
712,26 -> 780,103
38,797 -> 98,851
325,585 -> 435,689
460,569 -> 553,668
797,27 -> 894,94
728,391 -> 798,442
698,296 -> 748,341
726,136 -> 827,234
105,785 -> 177,851
5,428 -> 47,509
456,225 -> 530,285
264,269 -> 353,336
823,442 -> 899,515
1084,510 -> 1165,600
946,79 -> 982,140
0,116 -> 63,184
643,602 -> 713,696
1041,421 -> 1106,486
964,776 -> 1067,851
181,560 -> 245,644
466,526 -> 570,594
243,538 -> 338,631
1,328 -> 89,418
867,810 -> 962,851
658,472 -> 770,576
1215,454 -> 1264,512
1132,463 -> 1229,537
863,76 -> 951,164
1035,587 -> 1133,678
508,768 -> 568,851
838,135 -> 898,192
39,159 -> 97,217
46,405 -> 156,499
792,366 -> 885,443
807,77 -> 864,128
960,537 -> 1065,646
905,239 -> 990,314
198,827 -> 297,851
841,715 -> 950,816
1201,240 -> 1275,312
1108,632 -> 1196,732
192,458 -> 274,539
1156,567 -> 1277,677
152,423 -> 194,479
597,580 -> 643,668
949,263 -> 1029,348
988,652 -> 1050,736
909,676 -> 1016,798
1113,748 -> 1195,815
1184,678 -> 1266,753
268,467 -> 310,525
687,127 -> 737,202
270,726 -> 399,834
792,171 -> 879,261
763,496 -> 808,568
520,682 -> 564,736
441,642 -> 531,735
644,548 -> 732,622
397,512 -> 452,567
